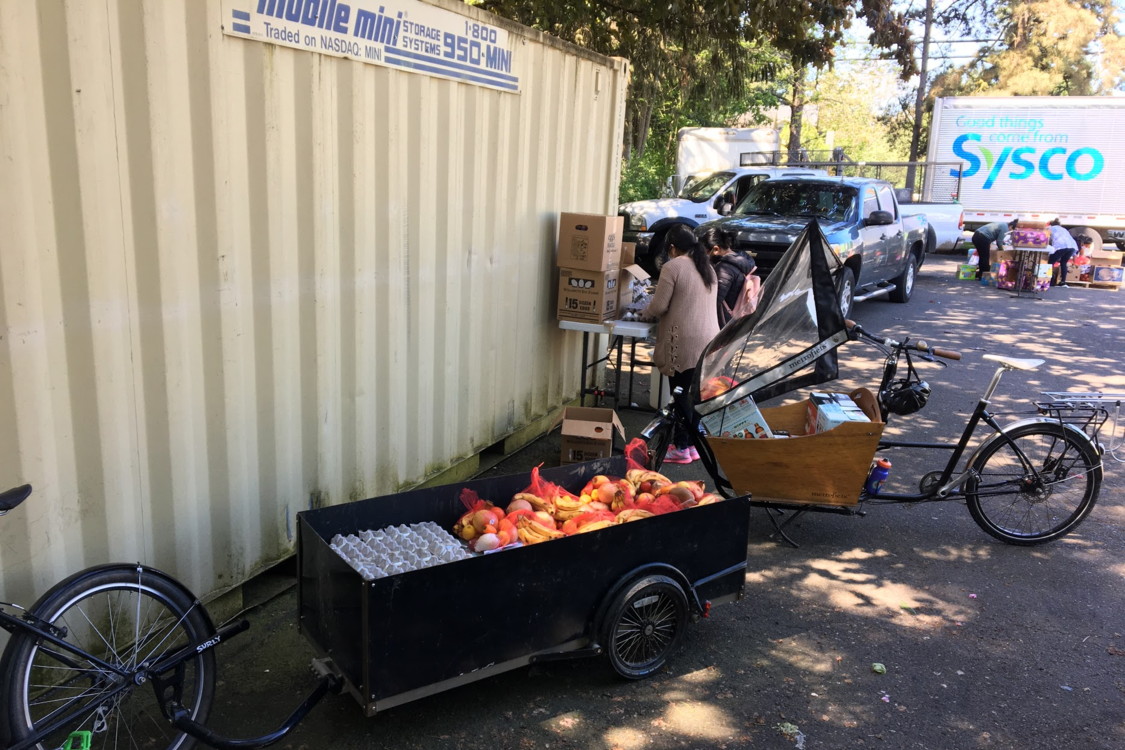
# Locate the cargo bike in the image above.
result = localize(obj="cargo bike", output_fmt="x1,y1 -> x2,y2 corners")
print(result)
642,221 -> 1106,546
1,457 -> 750,750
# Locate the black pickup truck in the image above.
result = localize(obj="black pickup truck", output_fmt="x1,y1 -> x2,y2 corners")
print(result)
700,177 -> 931,316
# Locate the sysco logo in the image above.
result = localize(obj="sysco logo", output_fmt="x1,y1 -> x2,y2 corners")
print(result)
949,134 -> 1104,189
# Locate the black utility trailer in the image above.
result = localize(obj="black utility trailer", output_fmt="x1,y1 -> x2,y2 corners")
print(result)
297,456 -> 750,715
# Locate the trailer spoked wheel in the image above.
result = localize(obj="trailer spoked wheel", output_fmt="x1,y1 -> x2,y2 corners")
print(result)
602,575 -> 689,679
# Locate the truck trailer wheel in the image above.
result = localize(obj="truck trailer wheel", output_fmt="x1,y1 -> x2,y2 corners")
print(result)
602,575 -> 689,679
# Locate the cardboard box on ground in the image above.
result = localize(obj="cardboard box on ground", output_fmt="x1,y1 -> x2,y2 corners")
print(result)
549,407 -> 626,465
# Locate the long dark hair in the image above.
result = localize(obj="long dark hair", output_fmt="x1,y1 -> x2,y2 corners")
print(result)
667,224 -> 716,290
699,227 -> 733,256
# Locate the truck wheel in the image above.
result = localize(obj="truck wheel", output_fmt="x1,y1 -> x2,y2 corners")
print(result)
645,230 -> 670,277
602,575 -> 689,680
836,267 -> 855,318
890,255 -> 917,303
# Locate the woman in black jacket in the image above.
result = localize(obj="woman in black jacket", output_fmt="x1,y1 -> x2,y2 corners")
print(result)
704,227 -> 756,327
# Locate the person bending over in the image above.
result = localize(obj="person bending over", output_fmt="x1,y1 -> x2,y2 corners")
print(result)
971,219 -> 1017,278
1047,218 -> 1078,288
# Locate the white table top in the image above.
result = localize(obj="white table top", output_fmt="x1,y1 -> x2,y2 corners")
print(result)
558,319 -> 656,338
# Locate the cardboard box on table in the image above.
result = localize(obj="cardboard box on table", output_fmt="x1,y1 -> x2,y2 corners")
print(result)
549,407 -> 626,465
557,213 -> 624,272
707,388 -> 884,507
557,267 -> 620,322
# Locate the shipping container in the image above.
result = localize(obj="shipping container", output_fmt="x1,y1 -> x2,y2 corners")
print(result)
0,0 -> 629,615
925,96 -> 1125,247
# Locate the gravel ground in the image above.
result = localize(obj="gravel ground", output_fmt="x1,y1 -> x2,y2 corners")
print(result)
203,252 -> 1125,750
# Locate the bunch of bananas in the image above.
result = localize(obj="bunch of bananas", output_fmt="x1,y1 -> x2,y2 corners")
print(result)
516,515 -> 566,544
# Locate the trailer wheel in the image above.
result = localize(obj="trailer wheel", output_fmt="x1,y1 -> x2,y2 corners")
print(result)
602,575 -> 689,679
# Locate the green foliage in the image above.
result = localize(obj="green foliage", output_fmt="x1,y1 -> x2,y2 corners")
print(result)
619,145 -> 673,204
932,0 -> 1125,96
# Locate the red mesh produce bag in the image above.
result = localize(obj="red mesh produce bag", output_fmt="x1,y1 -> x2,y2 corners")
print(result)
460,487 -> 489,514
521,464 -> 580,504
624,437 -> 649,472
648,496 -> 683,515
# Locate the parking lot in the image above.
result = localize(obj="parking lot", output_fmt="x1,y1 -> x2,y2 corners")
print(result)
209,252 -> 1125,749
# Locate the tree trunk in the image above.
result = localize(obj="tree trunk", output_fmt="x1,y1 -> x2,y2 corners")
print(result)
905,0 -> 934,195
787,71 -> 805,163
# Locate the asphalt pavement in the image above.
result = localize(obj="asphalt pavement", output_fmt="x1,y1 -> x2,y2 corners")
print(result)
205,252 -> 1125,750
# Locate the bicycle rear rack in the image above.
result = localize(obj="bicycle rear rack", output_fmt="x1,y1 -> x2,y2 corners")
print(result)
1039,392 -> 1125,462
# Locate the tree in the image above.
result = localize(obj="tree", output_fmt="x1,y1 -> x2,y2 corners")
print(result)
469,0 -> 915,165
932,0 -> 1125,96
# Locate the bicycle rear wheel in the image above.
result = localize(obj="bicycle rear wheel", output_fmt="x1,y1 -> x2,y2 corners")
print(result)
965,423 -> 1102,545
1,565 -> 215,750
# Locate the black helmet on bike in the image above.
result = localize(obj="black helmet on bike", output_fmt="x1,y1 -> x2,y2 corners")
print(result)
882,379 -> 931,416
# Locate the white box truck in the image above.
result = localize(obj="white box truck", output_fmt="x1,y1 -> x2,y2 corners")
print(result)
926,96 -> 1125,249
674,127 -> 780,190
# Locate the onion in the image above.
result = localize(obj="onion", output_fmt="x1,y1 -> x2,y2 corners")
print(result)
507,497 -> 534,514
474,533 -> 501,552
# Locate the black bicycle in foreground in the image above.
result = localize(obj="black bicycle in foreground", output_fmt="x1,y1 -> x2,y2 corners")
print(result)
644,320 -> 1105,546
0,487 -> 339,750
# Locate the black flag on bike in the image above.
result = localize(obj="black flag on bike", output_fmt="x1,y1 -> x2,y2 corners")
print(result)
692,220 -> 849,416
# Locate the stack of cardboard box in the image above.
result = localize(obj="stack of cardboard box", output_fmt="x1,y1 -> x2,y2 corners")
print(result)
556,213 -> 652,322
556,213 -> 623,323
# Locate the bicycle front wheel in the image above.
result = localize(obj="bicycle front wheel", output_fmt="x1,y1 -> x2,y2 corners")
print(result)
965,422 -> 1102,545
1,565 -> 216,750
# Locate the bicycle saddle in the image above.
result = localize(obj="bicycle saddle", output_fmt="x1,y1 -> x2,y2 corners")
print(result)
0,484 -> 31,514
983,354 -> 1044,371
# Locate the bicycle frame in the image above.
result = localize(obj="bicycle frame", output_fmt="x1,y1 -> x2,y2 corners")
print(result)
875,367 -> 1033,502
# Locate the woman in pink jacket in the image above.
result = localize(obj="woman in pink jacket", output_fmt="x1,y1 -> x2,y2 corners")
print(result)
642,225 -> 720,464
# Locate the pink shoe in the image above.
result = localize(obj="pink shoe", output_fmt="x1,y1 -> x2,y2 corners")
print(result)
688,446 -> 700,461
664,446 -> 694,464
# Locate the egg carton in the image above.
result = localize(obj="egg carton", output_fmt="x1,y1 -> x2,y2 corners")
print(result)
330,522 -> 472,581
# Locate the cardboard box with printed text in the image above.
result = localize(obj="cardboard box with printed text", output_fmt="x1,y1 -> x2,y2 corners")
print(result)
557,213 -> 624,272
557,268 -> 620,322
549,407 -> 626,465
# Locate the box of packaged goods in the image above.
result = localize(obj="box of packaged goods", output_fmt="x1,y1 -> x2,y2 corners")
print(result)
557,268 -> 619,322
957,264 -> 977,281
806,392 -> 871,435
557,213 -> 624,272
1092,265 -> 1124,285
980,272 -> 995,287
699,396 -> 773,439
706,389 -> 884,507
1016,219 -> 1050,230
1008,229 -> 1050,248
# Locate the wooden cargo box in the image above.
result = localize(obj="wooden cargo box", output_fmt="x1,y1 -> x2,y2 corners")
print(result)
707,388 -> 884,507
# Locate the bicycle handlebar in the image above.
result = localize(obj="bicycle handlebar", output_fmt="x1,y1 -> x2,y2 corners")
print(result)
844,320 -> 962,361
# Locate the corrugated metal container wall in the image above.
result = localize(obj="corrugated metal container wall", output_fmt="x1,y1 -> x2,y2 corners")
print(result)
0,0 -> 629,610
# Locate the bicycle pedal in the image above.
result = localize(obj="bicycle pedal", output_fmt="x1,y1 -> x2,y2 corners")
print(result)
63,731 -> 92,750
